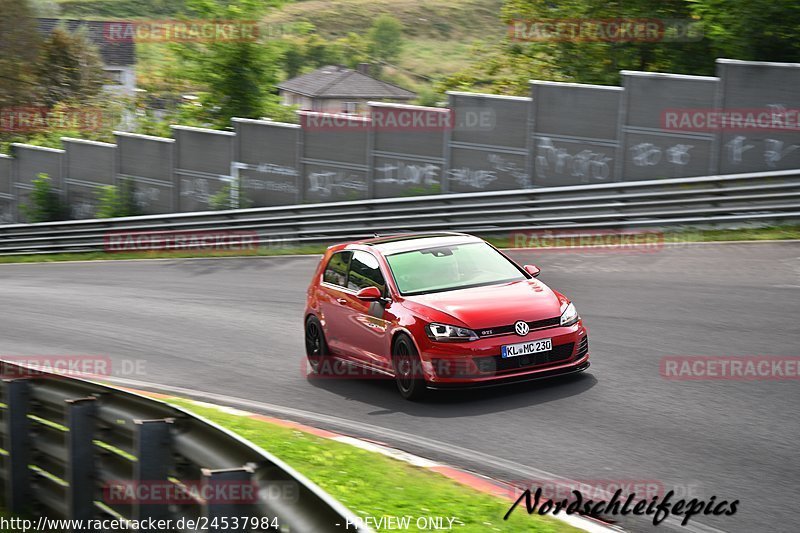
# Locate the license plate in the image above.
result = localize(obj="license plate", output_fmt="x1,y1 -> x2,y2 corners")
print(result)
502,338 -> 552,358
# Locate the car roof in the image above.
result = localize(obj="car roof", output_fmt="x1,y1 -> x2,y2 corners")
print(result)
353,232 -> 484,255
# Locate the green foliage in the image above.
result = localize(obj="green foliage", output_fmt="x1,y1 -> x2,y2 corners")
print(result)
170,0 -> 286,128
367,14 -> 404,62
439,0 -> 800,94
277,31 -> 371,79
414,86 -> 445,107
29,0 -> 60,16
96,186 -> 121,218
209,184 -> 234,210
22,173 -> 67,223
57,0 -> 189,18
688,0 -> 800,62
261,0 -> 503,41
37,25 -> 106,108
170,399 -> 582,533
96,179 -> 140,218
0,0 -> 41,107
209,182 -> 254,210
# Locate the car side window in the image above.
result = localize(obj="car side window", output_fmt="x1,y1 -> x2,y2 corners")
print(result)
323,251 -> 352,287
347,251 -> 386,294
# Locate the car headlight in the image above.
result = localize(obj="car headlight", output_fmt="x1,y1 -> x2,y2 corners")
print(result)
560,302 -> 579,326
426,323 -> 479,342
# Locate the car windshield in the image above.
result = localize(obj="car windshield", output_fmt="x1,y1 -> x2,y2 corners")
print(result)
385,242 -> 527,295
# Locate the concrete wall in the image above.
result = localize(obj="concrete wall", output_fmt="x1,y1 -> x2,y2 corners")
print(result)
2,59 -> 798,223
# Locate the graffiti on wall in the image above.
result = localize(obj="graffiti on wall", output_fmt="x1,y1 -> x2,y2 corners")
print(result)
629,142 -> 694,167
374,161 -> 440,187
535,137 -> 612,182
448,153 -> 530,189
307,170 -> 367,197
180,177 -> 211,204
725,136 -> 799,168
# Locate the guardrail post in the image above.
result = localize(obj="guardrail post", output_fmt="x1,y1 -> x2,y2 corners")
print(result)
66,397 -> 97,523
133,418 -> 174,521
5,379 -> 31,514
201,467 -> 256,531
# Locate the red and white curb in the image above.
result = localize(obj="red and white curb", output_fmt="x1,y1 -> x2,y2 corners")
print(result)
150,395 -> 620,533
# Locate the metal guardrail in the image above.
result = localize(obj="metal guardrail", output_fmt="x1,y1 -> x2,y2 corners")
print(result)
0,169 -> 799,255
0,360 -> 371,532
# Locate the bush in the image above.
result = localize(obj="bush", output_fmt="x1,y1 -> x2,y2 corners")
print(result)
209,184 -> 235,210
368,14 -> 404,62
96,178 -> 140,218
209,183 -> 251,210
22,173 -> 67,223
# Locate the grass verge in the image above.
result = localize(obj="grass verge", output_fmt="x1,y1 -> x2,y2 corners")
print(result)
167,398 -> 578,532
0,225 -> 798,264
0,245 -> 329,264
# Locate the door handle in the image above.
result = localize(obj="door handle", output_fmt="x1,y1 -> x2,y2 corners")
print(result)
336,298 -> 348,305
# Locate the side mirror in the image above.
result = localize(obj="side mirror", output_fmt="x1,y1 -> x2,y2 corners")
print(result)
355,286 -> 383,301
523,264 -> 541,278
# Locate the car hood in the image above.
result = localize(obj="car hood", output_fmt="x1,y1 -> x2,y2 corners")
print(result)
401,279 -> 563,330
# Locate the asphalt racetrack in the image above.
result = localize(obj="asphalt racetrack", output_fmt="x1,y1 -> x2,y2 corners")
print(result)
2,242 -> 798,533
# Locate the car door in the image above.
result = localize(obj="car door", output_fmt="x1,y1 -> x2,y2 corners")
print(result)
317,251 -> 355,356
342,250 -> 392,369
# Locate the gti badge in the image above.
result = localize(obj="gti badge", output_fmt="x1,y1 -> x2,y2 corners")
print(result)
514,320 -> 529,336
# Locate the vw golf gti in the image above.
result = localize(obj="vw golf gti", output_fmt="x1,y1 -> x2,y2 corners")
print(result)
304,233 -> 590,399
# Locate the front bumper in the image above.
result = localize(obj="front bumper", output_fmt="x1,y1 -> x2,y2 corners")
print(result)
427,361 -> 590,390
417,321 -> 589,385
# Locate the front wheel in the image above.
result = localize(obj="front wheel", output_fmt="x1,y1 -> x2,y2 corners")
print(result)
393,335 -> 428,401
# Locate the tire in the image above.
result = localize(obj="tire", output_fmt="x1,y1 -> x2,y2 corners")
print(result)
305,315 -> 331,375
392,334 -> 428,401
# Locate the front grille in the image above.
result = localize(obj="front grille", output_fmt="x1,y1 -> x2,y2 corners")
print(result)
474,342 -> 575,374
478,316 -> 561,338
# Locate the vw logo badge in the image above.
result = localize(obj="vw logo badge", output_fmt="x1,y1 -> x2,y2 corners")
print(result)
514,320 -> 529,336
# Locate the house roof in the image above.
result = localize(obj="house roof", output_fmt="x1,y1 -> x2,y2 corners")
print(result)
278,65 -> 416,100
37,18 -> 135,67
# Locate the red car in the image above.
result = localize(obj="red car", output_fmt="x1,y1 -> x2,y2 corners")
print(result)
304,233 -> 590,400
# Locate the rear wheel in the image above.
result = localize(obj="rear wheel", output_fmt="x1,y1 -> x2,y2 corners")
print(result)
393,334 -> 428,401
305,316 -> 330,375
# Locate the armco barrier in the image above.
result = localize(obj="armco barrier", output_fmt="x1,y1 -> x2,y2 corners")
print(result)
0,360 -> 371,532
0,169 -> 798,255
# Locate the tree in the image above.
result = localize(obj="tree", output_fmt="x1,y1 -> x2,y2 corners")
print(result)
36,25 -> 106,108
173,0 -> 284,127
22,173 -> 67,223
442,0 -> 799,95
29,0 -> 60,17
368,15 -> 404,62
0,0 -> 41,107
689,0 -> 800,62
277,31 -> 370,79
